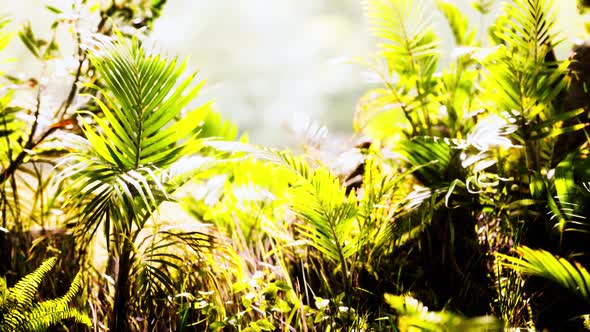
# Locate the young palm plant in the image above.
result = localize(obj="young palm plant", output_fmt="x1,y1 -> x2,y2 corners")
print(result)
57,31 -> 214,330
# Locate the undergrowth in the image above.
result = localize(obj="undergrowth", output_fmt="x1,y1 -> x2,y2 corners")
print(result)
2,0 -> 590,331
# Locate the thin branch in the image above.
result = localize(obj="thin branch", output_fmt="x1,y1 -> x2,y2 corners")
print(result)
0,83 -> 43,184
1,8 -> 110,185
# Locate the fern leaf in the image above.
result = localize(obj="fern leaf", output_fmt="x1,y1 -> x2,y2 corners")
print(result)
1,258 -> 91,332
8,257 -> 57,311
21,307 -> 92,332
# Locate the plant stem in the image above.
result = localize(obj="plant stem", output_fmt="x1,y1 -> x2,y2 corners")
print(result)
111,235 -> 133,332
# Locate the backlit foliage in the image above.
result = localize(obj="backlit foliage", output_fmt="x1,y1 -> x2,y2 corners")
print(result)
1,0 -> 590,331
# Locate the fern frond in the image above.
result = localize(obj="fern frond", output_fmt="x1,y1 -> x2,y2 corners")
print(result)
1,258 -> 91,332
20,307 -> 92,332
8,257 -> 57,311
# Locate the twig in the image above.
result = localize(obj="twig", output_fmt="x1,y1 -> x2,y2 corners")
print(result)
0,82 -> 43,184
1,7 -> 110,184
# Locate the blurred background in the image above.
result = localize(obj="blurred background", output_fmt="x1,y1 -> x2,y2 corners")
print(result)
2,0 -> 584,145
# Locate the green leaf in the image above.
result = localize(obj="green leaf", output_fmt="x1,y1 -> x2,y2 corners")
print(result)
17,22 -> 40,58
471,0 -> 494,14
291,167 -> 358,263
384,293 -> 501,330
435,0 -> 475,45
256,319 -> 275,331
498,246 -> 590,301
1,258 -> 90,331
45,5 -> 63,14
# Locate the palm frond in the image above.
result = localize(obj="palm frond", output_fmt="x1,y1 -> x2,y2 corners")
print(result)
58,31 -> 211,237
399,137 -> 454,186
494,0 -> 560,62
132,227 -> 215,319
357,156 -> 441,250
482,0 -> 568,128
548,152 -> 588,233
205,141 -> 313,181
365,0 -> 439,78
286,113 -> 329,150
0,94 -> 25,168
498,246 -> 590,302
471,0 -> 494,15
197,110 -> 239,141
476,0 -> 577,172
435,0 -> 476,46
362,0 -> 440,136
353,87 -> 412,140
291,167 -> 358,264
84,32 -> 211,170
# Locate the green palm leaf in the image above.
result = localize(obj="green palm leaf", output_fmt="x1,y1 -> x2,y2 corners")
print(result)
362,0 -> 440,136
291,168 -> 358,264
0,17 -> 12,52
59,31 -> 211,237
84,33 -> 211,170
498,246 -> 590,301
131,228 -> 215,319
435,0 -> 475,46
494,0 -> 560,61
365,0 -> 438,78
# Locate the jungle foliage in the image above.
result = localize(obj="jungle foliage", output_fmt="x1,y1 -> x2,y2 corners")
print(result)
2,0 -> 590,331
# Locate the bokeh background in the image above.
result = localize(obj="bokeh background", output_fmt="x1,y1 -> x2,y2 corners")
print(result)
2,0 -> 585,145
